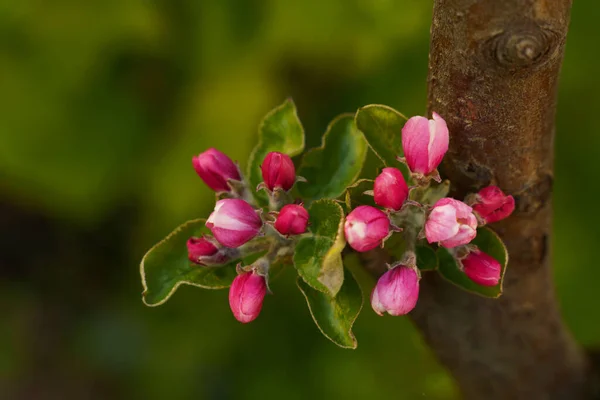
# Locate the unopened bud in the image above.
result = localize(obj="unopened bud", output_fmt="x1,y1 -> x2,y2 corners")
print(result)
374,167 -> 409,211
462,250 -> 501,286
187,236 -> 231,265
426,198 -> 477,248
401,113 -> 449,176
192,148 -> 241,192
472,186 -> 515,224
261,152 -> 296,192
371,265 -> 419,316
229,270 -> 267,323
274,204 -> 309,235
344,206 -> 390,252
206,199 -> 262,248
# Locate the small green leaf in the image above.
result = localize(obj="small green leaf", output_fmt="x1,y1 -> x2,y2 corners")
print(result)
308,198 -> 346,238
416,245 -> 437,271
355,104 -> 409,177
410,180 -> 450,206
293,200 -> 346,296
297,114 -> 368,202
247,99 -> 305,206
140,219 -> 253,306
436,227 -> 508,298
297,268 -> 363,349
343,179 -> 376,213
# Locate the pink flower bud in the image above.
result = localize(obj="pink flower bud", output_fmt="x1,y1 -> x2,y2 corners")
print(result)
462,250 -> 501,286
426,198 -> 477,248
261,152 -> 296,191
192,148 -> 241,192
374,167 -> 409,211
206,199 -> 262,248
274,204 -> 309,235
344,206 -> 390,252
187,236 -> 217,262
229,271 -> 267,323
371,265 -> 419,316
187,236 -> 231,265
401,112 -> 449,175
472,186 -> 515,224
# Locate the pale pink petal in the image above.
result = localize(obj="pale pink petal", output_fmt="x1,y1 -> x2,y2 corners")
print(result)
433,198 -> 473,220
370,286 -> 385,316
440,224 -> 477,248
465,213 -> 478,230
426,204 -> 459,243
426,113 -> 449,172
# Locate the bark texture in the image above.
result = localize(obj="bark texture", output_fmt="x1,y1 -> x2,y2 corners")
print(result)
408,0 -> 598,399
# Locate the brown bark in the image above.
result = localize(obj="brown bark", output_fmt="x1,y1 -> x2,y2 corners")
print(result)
366,1 -> 600,399
413,0 -> 598,399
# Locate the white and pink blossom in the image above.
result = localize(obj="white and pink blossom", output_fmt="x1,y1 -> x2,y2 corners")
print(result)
206,199 -> 262,248
426,198 -> 477,248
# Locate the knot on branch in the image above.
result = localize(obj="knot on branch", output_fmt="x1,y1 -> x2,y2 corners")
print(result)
514,173 -> 554,215
484,24 -> 559,71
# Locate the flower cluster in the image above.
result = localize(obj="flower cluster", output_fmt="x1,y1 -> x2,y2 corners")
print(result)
182,113 -> 515,323
140,98 -> 522,352
343,113 -> 515,316
188,149 -> 308,323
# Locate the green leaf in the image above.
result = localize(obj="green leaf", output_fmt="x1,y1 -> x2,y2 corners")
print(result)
471,227 -> 509,272
416,245 -> 438,271
343,179 -> 376,213
297,114 -> 368,202
308,198 -> 346,238
293,200 -> 346,296
247,99 -> 305,206
141,219 -> 238,306
382,234 -> 437,272
355,104 -> 409,178
297,268 -> 363,349
436,227 -> 508,298
410,180 -> 450,206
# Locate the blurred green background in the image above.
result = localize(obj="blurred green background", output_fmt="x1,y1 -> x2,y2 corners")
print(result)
1,1 -> 598,399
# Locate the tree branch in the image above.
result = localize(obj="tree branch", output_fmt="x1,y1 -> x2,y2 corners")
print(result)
370,0 -> 600,398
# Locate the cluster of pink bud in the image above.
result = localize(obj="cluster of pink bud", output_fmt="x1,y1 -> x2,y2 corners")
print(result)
188,109 -> 515,324
343,167 -> 408,252
423,194 -> 507,286
190,147 -> 309,323
342,112 -> 516,317
343,112 -> 451,254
